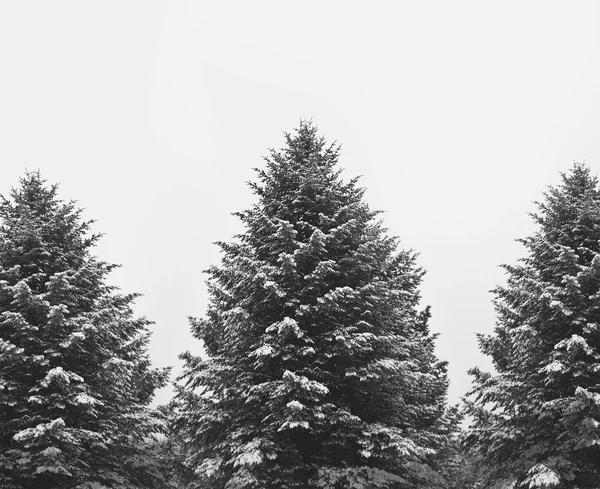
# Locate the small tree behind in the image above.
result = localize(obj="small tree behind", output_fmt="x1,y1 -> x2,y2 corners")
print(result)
0,172 -> 171,488
465,163 -> 600,488
174,122 -> 453,488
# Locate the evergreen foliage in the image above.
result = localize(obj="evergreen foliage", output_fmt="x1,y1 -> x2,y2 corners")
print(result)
465,163 -> 600,488
436,409 -> 484,489
173,122 -> 453,488
0,172 -> 172,488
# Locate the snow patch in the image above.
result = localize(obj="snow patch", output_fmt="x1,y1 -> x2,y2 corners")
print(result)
13,418 -> 65,443
41,446 -> 62,457
34,465 -> 72,476
41,367 -> 84,387
278,420 -> 310,432
524,463 -> 560,488
267,317 -> 302,337
540,361 -> 565,374
555,334 -> 592,354
374,359 -> 403,371
299,346 -> 315,356
282,370 -> 329,396
60,331 -> 85,348
286,400 -> 304,411
13,280 -> 32,299
48,304 -> 69,319
73,393 -> 101,406
549,300 -> 573,316
263,280 -> 286,297
250,344 -> 275,357
196,457 -> 223,477
575,386 -> 600,406
233,440 -> 264,467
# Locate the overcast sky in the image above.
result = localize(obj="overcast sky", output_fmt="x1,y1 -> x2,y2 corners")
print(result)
1,1 -> 600,406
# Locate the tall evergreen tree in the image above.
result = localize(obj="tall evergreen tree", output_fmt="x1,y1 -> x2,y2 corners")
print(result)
465,163 -> 600,488
0,172 -> 172,488
173,122 -> 452,488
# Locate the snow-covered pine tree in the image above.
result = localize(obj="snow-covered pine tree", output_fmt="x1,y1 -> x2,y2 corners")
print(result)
465,163 -> 600,489
173,122 -> 453,489
0,172 -> 172,488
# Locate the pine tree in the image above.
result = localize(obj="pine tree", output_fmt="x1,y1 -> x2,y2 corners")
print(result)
173,122 -> 453,488
465,163 -> 600,488
0,172 -> 172,488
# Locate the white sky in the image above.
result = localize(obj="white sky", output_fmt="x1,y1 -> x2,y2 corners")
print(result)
1,1 -> 599,406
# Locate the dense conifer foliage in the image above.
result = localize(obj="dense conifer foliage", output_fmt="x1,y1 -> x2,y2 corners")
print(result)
0,173 -> 172,488
466,164 -> 600,488
174,122 -> 453,488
